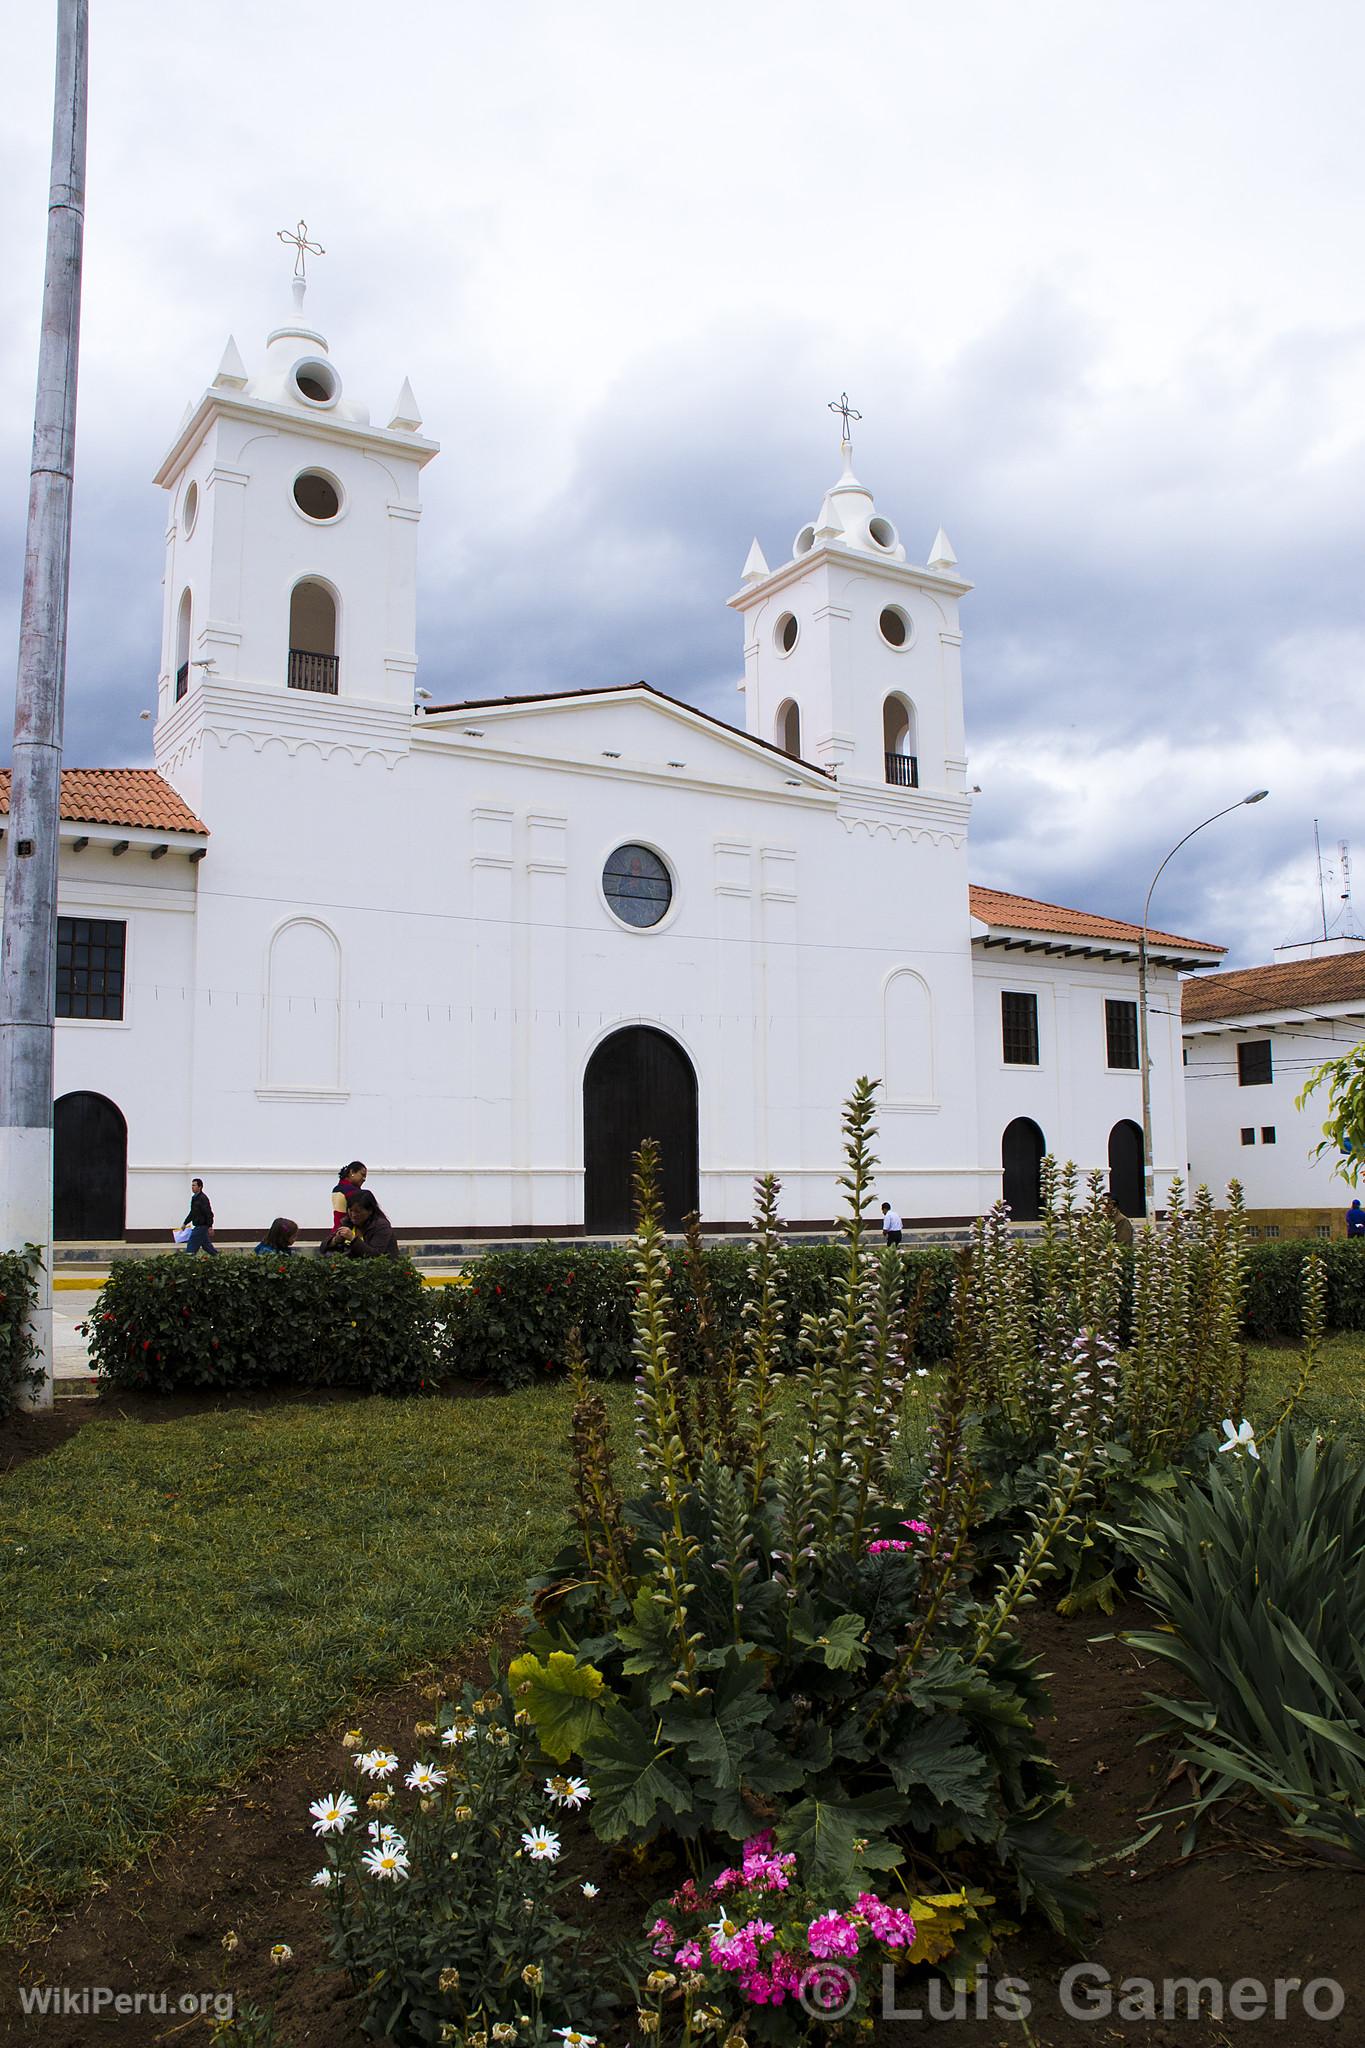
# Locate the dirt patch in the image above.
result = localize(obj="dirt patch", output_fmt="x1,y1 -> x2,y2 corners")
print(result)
0,1604 -> 1360,2046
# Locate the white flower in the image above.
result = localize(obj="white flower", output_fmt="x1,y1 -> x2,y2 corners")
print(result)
553,2032 -> 598,2047
309,1791 -> 357,1835
361,1843 -> 412,1881
440,1722 -> 474,1747
521,1827 -> 561,1861
545,1774 -> 590,1808
1218,1418 -> 1260,1460
366,1822 -> 406,1848
580,1880 -> 600,1899
310,1868 -> 335,1888
270,1944 -> 293,1966
356,1748 -> 399,1779
707,1911 -> 740,1942
405,1762 -> 448,1793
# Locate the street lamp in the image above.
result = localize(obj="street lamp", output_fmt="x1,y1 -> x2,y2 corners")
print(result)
1138,790 -> 1269,1216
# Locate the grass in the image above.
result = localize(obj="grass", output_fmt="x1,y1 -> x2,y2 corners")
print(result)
0,1386 -> 631,1947
1245,1332 -> 1365,1451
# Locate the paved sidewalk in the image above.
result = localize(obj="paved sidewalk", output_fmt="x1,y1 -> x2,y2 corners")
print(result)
53,1288 -> 99,1390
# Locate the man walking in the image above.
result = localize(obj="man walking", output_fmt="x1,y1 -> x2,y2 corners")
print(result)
1347,1199 -> 1365,1239
880,1199 -> 903,1248
183,1177 -> 217,1255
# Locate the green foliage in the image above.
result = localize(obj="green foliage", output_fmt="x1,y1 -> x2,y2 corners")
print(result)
1241,1239 -> 1365,1340
1117,1428 -> 1365,1868
317,1676 -> 621,2044
83,1253 -> 437,1394
0,1244 -> 42,1411
1298,1040 -> 1365,1183
517,1084 -> 1092,1942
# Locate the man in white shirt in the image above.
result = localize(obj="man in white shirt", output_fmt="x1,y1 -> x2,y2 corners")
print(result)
880,1200 -> 903,1248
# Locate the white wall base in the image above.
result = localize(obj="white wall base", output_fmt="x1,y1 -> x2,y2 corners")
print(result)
0,1124 -> 53,1410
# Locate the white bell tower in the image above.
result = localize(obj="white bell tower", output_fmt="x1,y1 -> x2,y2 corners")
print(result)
728,416 -> 971,802
150,238 -> 438,742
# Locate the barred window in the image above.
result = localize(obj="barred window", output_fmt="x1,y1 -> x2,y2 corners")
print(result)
1237,1039 -> 1273,1087
1001,990 -> 1039,1065
1105,998 -> 1139,1070
56,917 -> 126,1021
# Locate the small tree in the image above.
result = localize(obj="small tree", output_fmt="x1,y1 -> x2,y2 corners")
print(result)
1298,1044 -> 1365,1184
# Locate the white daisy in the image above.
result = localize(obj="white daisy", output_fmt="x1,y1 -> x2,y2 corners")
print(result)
553,2032 -> 598,2047
580,1881 -> 600,1899
366,1822 -> 406,1848
361,1843 -> 411,1881
440,1720 -> 475,1747
309,1791 -> 357,1835
405,1761 -> 448,1792
545,1774 -> 590,1808
310,1868 -> 335,1888
521,1827 -> 561,1861
356,1748 -> 399,1780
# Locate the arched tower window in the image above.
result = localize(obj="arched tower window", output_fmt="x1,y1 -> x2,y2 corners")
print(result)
288,580 -> 339,694
883,695 -> 918,788
175,589 -> 192,701
777,699 -> 801,758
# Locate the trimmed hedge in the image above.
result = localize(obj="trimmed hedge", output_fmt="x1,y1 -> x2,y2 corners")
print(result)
0,1246 -> 41,1412
1242,1240 -> 1365,1341
85,1253 -> 436,1395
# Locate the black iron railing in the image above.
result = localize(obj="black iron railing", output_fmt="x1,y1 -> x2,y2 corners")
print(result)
884,751 -> 918,788
175,662 -> 189,702
288,649 -> 339,694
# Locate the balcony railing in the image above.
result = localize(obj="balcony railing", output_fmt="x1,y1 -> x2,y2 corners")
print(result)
175,662 -> 189,702
884,751 -> 918,788
288,648 -> 339,695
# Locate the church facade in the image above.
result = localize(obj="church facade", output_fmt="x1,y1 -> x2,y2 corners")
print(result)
19,281 -> 1223,1241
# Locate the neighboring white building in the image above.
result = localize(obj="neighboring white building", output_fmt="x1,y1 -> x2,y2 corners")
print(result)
1183,941 -> 1365,1232
2,277 -> 1223,1242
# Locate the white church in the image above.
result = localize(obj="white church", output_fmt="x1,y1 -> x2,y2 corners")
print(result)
13,271 -> 1227,1243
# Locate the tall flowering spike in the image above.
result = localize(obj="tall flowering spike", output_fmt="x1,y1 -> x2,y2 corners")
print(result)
1264,1240 -> 1326,1447
813,1078 -> 887,1550
567,1325 -> 630,1605
741,1171 -> 786,1503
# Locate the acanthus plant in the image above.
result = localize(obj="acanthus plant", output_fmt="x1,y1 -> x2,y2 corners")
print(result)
512,1080 -> 1092,1949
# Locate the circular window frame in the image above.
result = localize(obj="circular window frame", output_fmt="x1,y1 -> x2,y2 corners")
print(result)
181,480 -> 199,538
597,839 -> 680,936
878,604 -> 914,651
289,355 -> 341,409
793,523 -> 817,558
868,514 -> 899,552
291,468 -> 346,525
774,611 -> 800,657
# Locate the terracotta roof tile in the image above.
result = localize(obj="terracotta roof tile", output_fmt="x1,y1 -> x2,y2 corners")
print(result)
969,884 -> 1221,955
1181,951 -> 1365,1023
0,769 -> 207,836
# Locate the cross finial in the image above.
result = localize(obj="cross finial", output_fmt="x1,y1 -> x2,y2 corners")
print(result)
277,219 -> 325,282
827,391 -> 862,446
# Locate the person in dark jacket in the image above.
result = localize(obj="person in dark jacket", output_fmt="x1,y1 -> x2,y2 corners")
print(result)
183,1178 -> 216,1255
254,1218 -> 298,1255
1347,1199 -> 1365,1239
343,1189 -> 402,1260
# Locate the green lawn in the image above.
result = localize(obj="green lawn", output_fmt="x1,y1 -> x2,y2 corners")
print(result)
0,1387 -> 631,1946
1246,1332 -> 1365,1451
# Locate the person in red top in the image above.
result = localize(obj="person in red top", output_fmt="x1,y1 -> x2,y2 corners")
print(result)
330,1161 -> 366,1239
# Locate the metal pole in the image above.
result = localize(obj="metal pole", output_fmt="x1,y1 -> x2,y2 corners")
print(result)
0,0 -> 88,1411
1137,789 -> 1269,1218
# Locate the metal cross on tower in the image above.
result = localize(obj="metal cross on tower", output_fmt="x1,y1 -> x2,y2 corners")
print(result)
827,391 -> 862,445
277,219 -> 325,280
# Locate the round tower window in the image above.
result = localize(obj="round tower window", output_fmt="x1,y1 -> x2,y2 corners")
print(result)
868,515 -> 898,550
292,357 -> 339,407
776,612 -> 799,655
793,524 -> 816,557
293,470 -> 343,522
602,844 -> 673,929
879,605 -> 910,648
181,481 -> 199,538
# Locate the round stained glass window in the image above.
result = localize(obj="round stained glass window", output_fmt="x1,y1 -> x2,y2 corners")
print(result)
603,844 -> 672,929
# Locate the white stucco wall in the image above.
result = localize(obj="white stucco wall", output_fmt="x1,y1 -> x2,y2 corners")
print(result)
1184,1017 -> 1359,1209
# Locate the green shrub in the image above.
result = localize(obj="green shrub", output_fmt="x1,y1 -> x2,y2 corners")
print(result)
1242,1239 -> 1365,1340
0,1245 -> 42,1412
1118,1426 -> 1365,1868
84,1255 -> 436,1396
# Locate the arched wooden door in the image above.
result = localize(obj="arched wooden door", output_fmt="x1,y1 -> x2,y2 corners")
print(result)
54,1092 -> 127,1239
1001,1116 -> 1045,1222
583,1027 -> 698,1234
1108,1118 -> 1146,1218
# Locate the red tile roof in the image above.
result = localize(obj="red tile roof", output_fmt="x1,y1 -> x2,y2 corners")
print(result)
970,884 -> 1221,955
0,769 -> 207,836
1182,950 -> 1365,1023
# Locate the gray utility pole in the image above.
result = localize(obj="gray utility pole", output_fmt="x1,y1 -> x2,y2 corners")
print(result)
0,0 -> 89,1411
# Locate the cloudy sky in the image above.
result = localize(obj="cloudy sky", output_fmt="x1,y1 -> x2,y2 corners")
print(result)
2,0 -> 1362,965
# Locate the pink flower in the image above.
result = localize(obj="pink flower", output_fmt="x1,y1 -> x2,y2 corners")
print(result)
674,1940 -> 703,1970
901,1518 -> 932,1536
867,1538 -> 911,1555
651,1914 -> 675,1957
856,1891 -> 917,1949
808,1911 -> 860,1960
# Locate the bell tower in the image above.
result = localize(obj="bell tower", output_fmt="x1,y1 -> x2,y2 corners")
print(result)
728,419 -> 971,802
150,240 -> 438,745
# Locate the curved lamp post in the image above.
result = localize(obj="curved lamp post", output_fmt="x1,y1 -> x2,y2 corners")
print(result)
1138,790 -> 1269,1216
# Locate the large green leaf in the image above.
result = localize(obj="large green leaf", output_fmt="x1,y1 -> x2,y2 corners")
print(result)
661,1653 -> 768,1788
776,1790 -> 907,1888
792,1611 -> 868,1672
581,1704 -> 694,1841
506,1650 -> 606,1764
884,1715 -> 996,1827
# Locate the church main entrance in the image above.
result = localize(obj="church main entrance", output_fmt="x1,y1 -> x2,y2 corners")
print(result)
583,1027 -> 699,1234
55,1091 -> 127,1239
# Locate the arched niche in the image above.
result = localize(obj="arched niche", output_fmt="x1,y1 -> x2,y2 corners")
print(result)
882,694 -> 918,788
776,699 -> 801,759
882,969 -> 934,1103
265,917 -> 342,1089
288,579 -> 339,693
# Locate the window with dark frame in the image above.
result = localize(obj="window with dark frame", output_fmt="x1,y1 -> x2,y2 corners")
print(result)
1237,1039 -> 1273,1086
1001,990 -> 1039,1065
1105,997 -> 1139,1070
1261,1126 -> 1276,1145
56,917 -> 126,1021
1240,1127 -> 1255,1146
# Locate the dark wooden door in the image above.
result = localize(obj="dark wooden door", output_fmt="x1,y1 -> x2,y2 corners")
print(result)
1001,1116 -> 1045,1222
583,1027 -> 698,1233
54,1092 -> 127,1239
1108,1119 -> 1146,1218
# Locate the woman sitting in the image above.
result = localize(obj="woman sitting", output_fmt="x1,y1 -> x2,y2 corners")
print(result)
254,1217 -> 299,1256
340,1189 -> 402,1260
